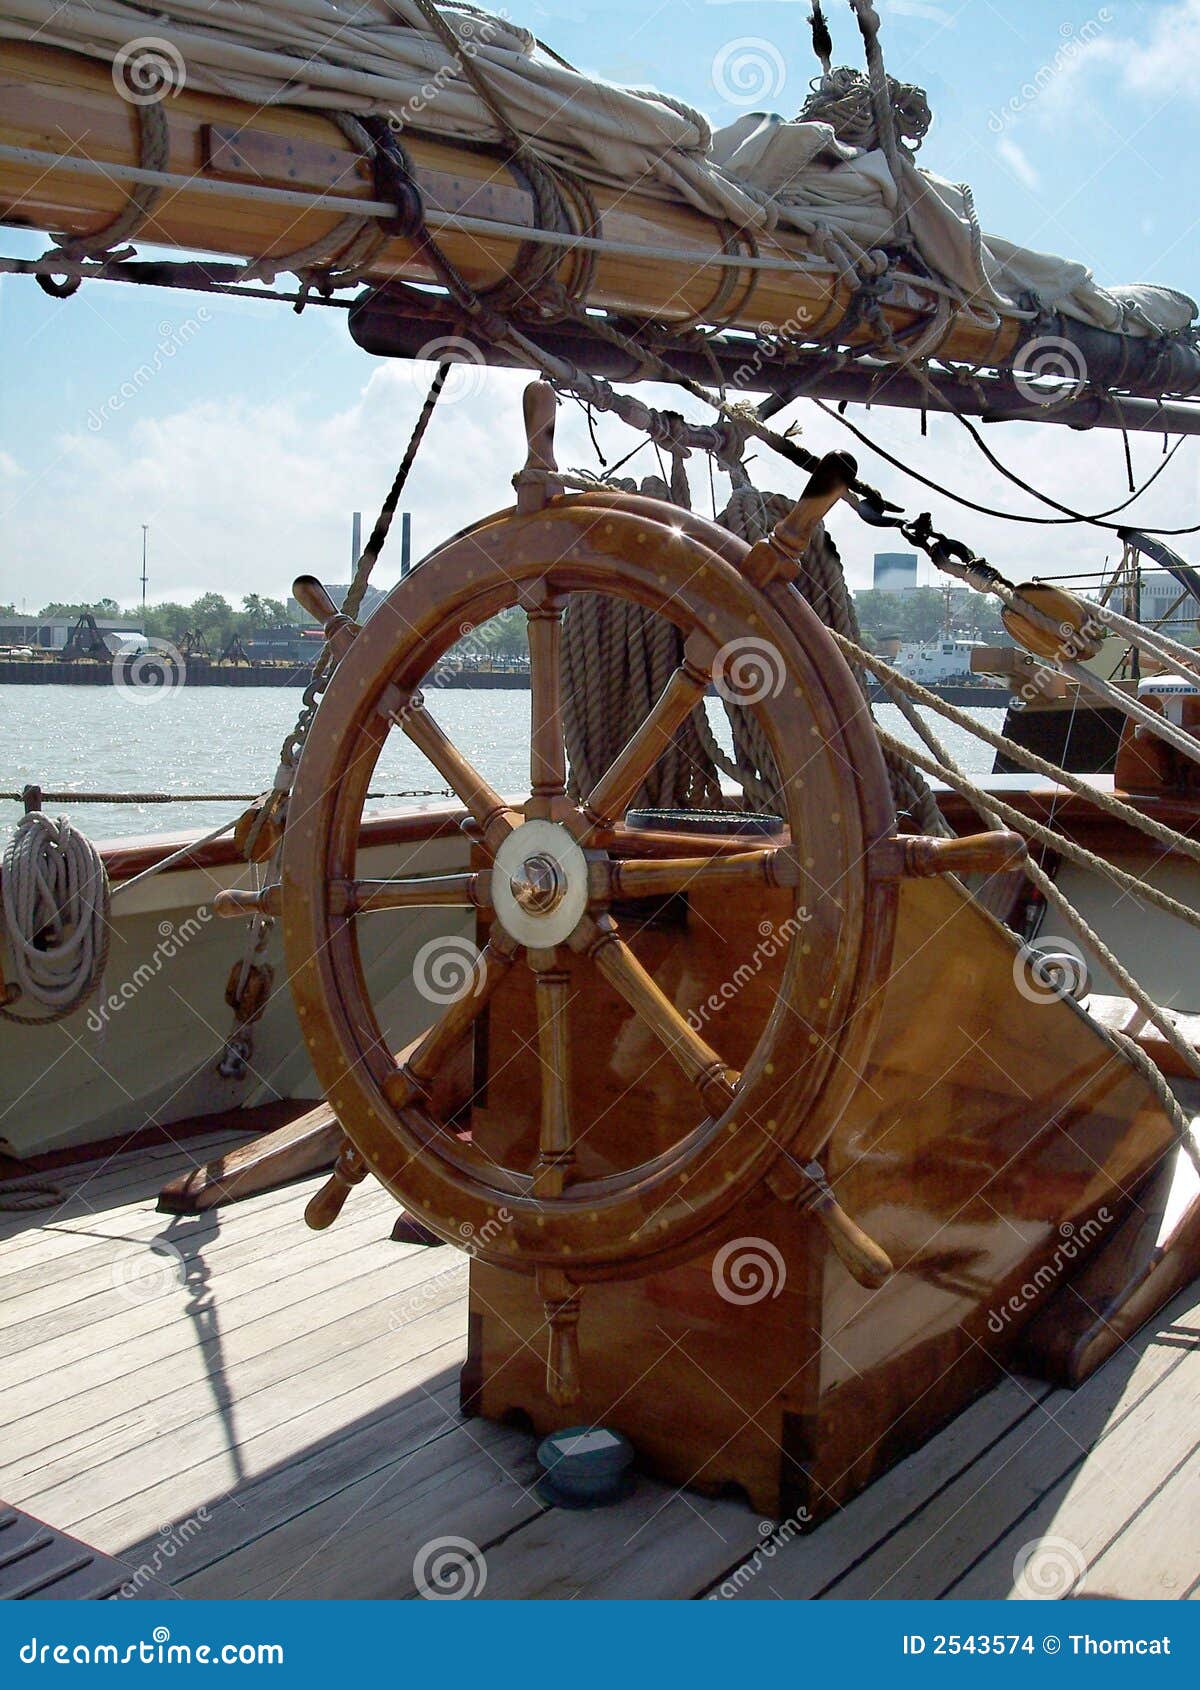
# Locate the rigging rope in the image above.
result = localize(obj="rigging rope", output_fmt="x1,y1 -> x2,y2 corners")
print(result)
0,813 -> 110,1023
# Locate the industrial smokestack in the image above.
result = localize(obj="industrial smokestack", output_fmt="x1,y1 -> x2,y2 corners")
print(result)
401,511 -> 412,577
351,510 -> 362,567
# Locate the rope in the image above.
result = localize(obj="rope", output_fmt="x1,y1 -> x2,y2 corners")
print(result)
827,629 -> 1200,868
870,720 -> 1198,1168
0,813 -> 110,1023
37,101 -> 169,293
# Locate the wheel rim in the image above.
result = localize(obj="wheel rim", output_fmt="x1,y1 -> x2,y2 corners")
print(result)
282,495 -> 896,1279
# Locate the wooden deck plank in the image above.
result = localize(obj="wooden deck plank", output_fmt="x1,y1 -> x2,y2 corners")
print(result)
178,1420 -> 543,1600
947,1298 -> 1200,1599
5,1254 -> 468,1506
0,1181 -> 402,1369
0,1133 -> 256,1271
0,1200 -> 416,1422
1077,1442 -> 1200,1599
819,1286 -> 1200,1601
81,1352 -> 464,1575
0,1152 -> 317,1302
710,1376 -> 1054,1601
0,1128 -> 251,1250
5,1139 -> 1199,1603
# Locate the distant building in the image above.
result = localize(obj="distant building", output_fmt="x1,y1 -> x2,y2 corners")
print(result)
244,626 -> 324,664
0,614 -> 144,653
873,552 -> 918,593
1138,570 -> 1200,642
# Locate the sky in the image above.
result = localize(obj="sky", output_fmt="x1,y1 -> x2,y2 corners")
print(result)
2,0 -> 1200,610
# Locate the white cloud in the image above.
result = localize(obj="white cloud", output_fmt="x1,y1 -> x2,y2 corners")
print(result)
996,135 -> 1041,190
1035,1 -> 1200,121
3,339 -> 1196,616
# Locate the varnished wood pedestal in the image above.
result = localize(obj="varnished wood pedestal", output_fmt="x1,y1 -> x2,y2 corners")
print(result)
463,860 -> 1178,1522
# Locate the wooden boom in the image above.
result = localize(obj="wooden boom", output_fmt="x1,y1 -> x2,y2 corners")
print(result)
0,40 -> 1020,361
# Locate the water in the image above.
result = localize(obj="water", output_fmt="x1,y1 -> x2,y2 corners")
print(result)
0,686 -> 1009,842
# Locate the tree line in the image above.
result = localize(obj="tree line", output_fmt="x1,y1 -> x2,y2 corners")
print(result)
8,586 -> 1007,655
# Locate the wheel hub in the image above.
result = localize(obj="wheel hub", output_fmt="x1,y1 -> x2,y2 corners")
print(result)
491,819 -> 589,947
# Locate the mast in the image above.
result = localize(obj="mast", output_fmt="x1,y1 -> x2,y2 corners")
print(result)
140,524 -> 148,622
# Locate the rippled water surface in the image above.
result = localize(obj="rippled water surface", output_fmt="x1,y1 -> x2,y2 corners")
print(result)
0,686 -> 1009,842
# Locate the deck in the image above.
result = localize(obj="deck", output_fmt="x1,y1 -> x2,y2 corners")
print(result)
2,1130 -> 1198,1602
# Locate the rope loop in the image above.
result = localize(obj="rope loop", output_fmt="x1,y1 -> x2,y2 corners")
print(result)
1,813 -> 110,1024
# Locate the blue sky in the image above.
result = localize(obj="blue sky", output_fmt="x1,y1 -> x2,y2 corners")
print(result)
2,0 -> 1199,608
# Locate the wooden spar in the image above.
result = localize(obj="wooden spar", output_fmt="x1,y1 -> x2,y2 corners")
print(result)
349,288 -> 1200,433
0,40 -> 1016,360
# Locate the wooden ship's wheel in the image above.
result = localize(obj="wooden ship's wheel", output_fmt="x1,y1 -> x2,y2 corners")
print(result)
279,385 -> 1024,1406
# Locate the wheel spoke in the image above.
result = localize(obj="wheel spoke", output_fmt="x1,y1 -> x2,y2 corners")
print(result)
395,696 -> 514,849
524,584 -> 567,812
582,631 -> 717,831
383,932 -> 518,1109
529,948 -> 575,1197
602,848 -> 799,902
330,872 -> 490,915
573,914 -> 738,1117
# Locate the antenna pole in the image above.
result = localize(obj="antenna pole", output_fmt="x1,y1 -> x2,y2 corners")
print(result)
140,524 -> 149,621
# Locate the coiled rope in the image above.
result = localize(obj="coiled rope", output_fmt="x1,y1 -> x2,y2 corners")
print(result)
0,812 -> 110,1024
